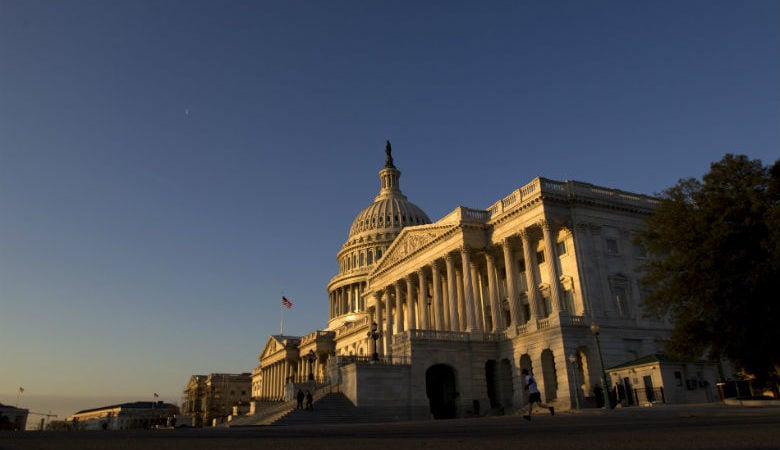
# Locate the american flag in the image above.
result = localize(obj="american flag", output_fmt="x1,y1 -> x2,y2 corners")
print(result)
282,296 -> 293,309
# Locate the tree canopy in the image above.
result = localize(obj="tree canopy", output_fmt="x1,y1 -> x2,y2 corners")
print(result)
637,154 -> 780,379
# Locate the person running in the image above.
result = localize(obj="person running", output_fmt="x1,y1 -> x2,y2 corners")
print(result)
522,368 -> 554,420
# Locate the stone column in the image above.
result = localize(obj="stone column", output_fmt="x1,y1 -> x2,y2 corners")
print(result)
484,252 -> 503,332
540,220 -> 563,313
271,364 -> 277,400
417,268 -> 429,329
460,246 -> 477,332
572,222 -> 595,315
375,291 -> 384,357
261,368 -> 267,400
501,238 -> 521,327
432,261 -> 444,331
395,280 -> 405,333
455,267 -> 465,331
267,366 -> 272,400
385,288 -> 394,358
470,261 -> 484,332
445,253 -> 460,332
407,274 -> 416,330
520,229 -> 541,319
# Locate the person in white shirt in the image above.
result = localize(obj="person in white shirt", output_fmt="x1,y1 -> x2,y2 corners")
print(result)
522,368 -> 555,420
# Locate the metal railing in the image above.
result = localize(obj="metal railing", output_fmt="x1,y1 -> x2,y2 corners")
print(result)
633,387 -> 665,404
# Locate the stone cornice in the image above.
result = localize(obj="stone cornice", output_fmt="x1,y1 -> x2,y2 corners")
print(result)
487,177 -> 658,227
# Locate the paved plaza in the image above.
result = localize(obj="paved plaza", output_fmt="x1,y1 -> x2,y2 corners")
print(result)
1,404 -> 779,450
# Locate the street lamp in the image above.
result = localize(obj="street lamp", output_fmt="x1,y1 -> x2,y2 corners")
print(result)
569,353 -> 580,409
367,322 -> 381,361
590,322 -> 611,409
306,350 -> 316,381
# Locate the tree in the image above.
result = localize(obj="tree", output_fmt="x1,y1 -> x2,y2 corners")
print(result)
637,154 -> 780,380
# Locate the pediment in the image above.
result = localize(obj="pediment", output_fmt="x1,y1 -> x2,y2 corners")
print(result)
373,224 -> 455,273
259,335 -> 300,361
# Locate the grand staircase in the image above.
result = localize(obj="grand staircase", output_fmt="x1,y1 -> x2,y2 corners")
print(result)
228,390 -> 406,427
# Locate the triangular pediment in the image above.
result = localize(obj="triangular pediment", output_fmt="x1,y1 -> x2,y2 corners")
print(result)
259,334 -> 300,362
372,224 -> 455,274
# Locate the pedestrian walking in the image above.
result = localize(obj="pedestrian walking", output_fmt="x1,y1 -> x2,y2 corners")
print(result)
305,390 -> 313,410
296,389 -> 304,409
522,368 -> 554,420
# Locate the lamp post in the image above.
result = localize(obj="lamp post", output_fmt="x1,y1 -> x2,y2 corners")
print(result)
367,322 -> 381,361
590,321 -> 611,409
306,350 -> 316,381
569,353 -> 581,409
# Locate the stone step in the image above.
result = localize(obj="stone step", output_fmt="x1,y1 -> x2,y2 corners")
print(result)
273,392 -> 405,426
230,392 -> 407,427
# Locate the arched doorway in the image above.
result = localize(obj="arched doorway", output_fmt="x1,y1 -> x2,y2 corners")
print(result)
426,364 -> 458,419
498,358 -> 515,410
485,360 -> 498,410
541,349 -> 559,402
485,359 -> 516,414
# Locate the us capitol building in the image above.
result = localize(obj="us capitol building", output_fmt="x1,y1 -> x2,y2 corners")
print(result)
250,142 -> 679,419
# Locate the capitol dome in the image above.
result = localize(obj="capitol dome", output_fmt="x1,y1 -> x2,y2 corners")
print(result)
345,141 -> 431,244
327,142 -> 431,326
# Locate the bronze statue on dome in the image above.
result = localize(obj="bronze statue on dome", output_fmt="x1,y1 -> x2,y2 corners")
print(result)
385,140 -> 395,168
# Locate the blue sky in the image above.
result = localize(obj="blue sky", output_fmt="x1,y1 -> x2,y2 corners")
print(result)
1,0 -> 777,421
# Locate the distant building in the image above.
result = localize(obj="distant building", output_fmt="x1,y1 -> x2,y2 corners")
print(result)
66,401 -> 178,430
607,354 -> 720,406
182,373 -> 251,426
0,403 -> 28,431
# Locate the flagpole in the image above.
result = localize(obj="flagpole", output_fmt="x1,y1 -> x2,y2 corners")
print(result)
280,292 -> 285,335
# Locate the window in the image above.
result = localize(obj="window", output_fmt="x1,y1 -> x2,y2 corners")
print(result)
606,238 -> 619,254
502,300 -> 511,329
367,251 -> 373,265
536,250 -> 545,264
557,241 -> 567,255
609,275 -> 631,317
564,289 -> 575,314
615,286 -> 629,317
520,293 -> 531,322
376,248 -> 382,259
539,287 -> 552,317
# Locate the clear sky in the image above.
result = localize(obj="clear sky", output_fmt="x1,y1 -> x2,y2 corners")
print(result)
1,0 -> 778,422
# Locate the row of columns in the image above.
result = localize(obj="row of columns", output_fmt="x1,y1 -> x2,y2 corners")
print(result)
257,359 -> 293,401
330,283 -> 365,318
256,355 -> 320,401
369,221 -> 567,356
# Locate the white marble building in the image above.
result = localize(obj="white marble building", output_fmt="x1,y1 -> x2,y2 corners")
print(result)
253,142 -> 677,418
